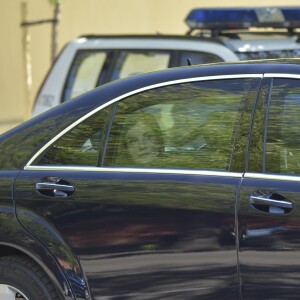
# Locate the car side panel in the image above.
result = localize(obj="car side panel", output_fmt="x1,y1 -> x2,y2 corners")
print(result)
0,171 -> 73,300
14,169 -> 240,299
238,75 -> 300,299
238,176 -> 300,300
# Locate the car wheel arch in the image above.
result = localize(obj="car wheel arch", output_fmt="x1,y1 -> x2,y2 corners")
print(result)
0,242 -> 73,299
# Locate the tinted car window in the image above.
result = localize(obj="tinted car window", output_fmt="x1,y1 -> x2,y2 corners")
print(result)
37,108 -> 109,166
63,50 -> 107,101
105,78 -> 256,170
266,78 -> 300,174
111,50 -> 170,81
247,79 -> 270,173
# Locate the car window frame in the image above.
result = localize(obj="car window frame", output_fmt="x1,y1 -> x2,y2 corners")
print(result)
103,77 -> 261,171
246,73 -> 300,178
247,77 -> 271,173
262,74 -> 300,176
31,105 -> 114,167
26,74 -> 263,173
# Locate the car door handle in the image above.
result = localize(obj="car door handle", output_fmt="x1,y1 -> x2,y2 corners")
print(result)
250,194 -> 293,214
36,182 -> 75,198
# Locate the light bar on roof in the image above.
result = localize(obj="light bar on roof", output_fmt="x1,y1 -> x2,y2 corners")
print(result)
185,7 -> 300,30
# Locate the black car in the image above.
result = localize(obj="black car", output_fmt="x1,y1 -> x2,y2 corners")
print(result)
1,60 -> 300,299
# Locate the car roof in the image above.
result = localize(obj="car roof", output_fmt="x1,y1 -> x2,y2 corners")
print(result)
40,58 -> 300,118
18,58 -> 300,124
77,33 -> 300,52
72,58 -> 300,114
2,59 -> 300,169
79,34 -> 224,45
100,58 -> 300,92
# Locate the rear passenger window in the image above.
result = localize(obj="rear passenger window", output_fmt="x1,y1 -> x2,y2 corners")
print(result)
111,50 -> 170,80
63,50 -> 107,101
36,108 -> 109,166
266,79 -> 300,174
104,78 -> 258,171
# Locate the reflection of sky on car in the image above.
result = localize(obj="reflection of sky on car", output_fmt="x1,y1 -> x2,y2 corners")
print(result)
244,226 -> 287,239
284,94 -> 300,105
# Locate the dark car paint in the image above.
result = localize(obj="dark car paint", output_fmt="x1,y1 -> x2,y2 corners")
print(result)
238,176 -> 300,300
239,74 -> 300,299
14,170 -> 242,299
0,172 -> 73,299
1,60 -> 300,299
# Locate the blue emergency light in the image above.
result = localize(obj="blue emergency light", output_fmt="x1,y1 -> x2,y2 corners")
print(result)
185,7 -> 300,31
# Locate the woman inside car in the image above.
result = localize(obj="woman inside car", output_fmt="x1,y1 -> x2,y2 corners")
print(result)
115,111 -> 165,167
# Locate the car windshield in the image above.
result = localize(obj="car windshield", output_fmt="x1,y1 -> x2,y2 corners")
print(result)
236,49 -> 300,60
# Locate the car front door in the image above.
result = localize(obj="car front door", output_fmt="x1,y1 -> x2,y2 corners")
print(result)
239,76 -> 300,299
14,75 -> 260,299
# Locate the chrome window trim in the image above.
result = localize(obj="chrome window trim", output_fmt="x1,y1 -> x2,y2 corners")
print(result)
24,165 -> 243,177
26,73 -> 263,167
245,172 -> 300,182
264,73 -> 300,79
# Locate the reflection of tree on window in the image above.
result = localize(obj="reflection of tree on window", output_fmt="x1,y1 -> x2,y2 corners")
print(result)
113,112 -> 164,166
105,78 -> 254,171
266,79 -> 300,175
37,109 -> 109,166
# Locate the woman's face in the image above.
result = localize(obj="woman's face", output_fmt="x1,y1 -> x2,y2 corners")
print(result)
126,120 -> 161,164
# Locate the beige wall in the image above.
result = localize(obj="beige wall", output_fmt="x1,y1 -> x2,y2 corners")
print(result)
0,0 -> 300,133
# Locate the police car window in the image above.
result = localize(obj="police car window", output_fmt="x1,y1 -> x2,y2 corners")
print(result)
36,108 -> 109,166
179,51 -> 223,66
104,78 -> 256,170
63,50 -> 107,101
266,79 -> 300,175
111,50 -> 170,81
236,49 -> 300,61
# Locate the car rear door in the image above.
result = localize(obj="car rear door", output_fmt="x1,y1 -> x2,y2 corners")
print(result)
238,76 -> 300,299
15,75 -> 261,299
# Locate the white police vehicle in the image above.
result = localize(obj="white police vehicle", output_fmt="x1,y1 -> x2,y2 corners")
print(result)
33,7 -> 300,116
